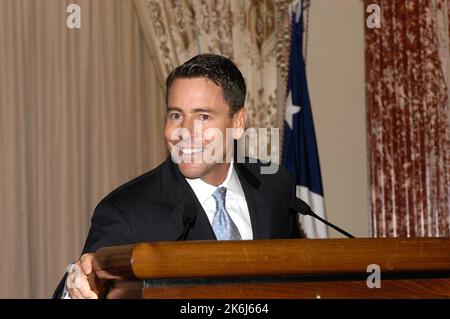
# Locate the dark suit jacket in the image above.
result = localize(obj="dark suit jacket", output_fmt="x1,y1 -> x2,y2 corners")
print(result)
53,157 -> 300,298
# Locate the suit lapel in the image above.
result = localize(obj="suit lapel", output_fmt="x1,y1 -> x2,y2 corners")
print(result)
235,162 -> 273,240
160,157 -> 216,240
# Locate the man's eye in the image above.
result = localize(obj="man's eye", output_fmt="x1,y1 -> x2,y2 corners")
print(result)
169,113 -> 181,120
199,114 -> 210,121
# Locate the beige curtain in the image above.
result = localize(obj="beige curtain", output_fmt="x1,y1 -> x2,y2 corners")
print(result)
133,0 -> 281,159
0,0 -> 166,298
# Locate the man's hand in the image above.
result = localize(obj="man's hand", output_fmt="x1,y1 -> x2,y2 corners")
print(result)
66,253 -> 99,299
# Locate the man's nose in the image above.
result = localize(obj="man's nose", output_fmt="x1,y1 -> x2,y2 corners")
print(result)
181,117 -> 194,133
180,117 -> 202,139
175,118 -> 195,141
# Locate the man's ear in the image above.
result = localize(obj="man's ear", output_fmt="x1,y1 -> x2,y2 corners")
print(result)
232,108 -> 247,139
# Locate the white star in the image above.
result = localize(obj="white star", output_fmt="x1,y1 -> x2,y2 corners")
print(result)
285,91 -> 301,129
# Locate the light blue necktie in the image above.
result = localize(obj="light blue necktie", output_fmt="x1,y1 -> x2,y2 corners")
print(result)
212,187 -> 242,240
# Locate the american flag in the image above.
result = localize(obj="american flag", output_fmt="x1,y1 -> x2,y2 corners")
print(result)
282,1 -> 328,238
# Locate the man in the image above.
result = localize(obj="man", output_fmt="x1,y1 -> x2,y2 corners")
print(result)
53,53 -> 300,299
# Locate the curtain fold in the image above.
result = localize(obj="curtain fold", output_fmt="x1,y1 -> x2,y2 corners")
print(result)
0,0 -> 166,298
365,0 -> 450,237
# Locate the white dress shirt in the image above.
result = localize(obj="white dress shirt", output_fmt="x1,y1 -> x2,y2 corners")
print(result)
185,159 -> 253,240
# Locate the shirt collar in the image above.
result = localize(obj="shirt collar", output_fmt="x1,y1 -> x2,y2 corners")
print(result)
185,159 -> 245,205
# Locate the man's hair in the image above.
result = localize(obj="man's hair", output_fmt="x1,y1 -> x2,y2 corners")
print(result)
165,54 -> 246,116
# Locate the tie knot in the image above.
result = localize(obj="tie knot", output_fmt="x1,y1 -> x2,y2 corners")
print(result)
212,186 -> 227,209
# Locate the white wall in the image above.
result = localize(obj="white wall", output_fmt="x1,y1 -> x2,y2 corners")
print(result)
306,0 -> 370,237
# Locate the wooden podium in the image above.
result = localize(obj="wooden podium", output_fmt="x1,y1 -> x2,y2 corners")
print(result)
94,238 -> 450,299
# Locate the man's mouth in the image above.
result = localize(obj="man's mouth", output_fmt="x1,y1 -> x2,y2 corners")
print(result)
170,143 -> 224,165
180,147 -> 205,155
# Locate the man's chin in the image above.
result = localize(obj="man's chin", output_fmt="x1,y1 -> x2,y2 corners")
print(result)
177,162 -> 209,180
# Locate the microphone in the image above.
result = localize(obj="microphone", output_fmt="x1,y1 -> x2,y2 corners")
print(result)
289,197 -> 355,238
176,202 -> 197,241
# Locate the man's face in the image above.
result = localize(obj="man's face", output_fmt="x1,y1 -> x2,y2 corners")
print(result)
165,77 -> 246,185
